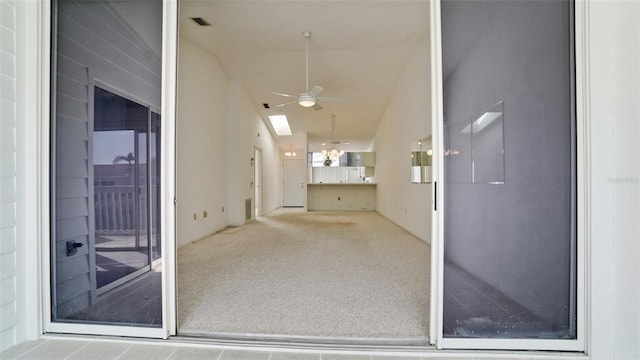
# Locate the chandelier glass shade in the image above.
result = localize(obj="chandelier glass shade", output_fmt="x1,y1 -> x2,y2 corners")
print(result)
321,148 -> 344,158
321,115 -> 344,166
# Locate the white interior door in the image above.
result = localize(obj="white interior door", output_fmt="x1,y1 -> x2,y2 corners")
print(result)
283,159 -> 305,207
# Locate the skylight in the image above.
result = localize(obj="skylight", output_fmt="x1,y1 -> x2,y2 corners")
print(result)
268,115 -> 292,136
460,111 -> 502,134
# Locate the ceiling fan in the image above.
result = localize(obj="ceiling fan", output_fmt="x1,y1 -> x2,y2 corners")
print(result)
273,31 -> 346,111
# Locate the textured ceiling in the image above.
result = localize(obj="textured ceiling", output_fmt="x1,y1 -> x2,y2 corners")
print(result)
179,0 -> 430,152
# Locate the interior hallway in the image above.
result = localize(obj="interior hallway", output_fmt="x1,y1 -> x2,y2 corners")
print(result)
177,210 -> 431,341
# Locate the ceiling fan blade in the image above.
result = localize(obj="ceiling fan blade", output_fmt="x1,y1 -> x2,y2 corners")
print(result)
316,96 -> 347,102
312,103 -> 323,111
274,100 -> 298,108
309,85 -> 324,97
273,91 -> 297,98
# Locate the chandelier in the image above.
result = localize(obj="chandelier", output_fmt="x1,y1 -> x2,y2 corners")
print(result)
321,115 -> 344,166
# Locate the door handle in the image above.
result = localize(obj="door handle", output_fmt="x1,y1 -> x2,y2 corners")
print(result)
66,240 -> 84,256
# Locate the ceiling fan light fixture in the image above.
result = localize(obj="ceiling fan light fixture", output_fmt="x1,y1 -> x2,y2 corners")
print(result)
272,31 -> 345,110
298,94 -> 316,107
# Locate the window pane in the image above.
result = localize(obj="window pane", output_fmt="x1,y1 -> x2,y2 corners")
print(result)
441,0 -> 576,339
51,0 -> 162,327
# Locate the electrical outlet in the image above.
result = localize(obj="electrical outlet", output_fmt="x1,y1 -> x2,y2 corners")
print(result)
221,206 -> 225,213
203,210 -> 208,218
338,196 -> 341,201
193,213 -> 197,220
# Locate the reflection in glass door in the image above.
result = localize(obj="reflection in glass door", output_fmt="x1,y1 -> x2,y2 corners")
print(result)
438,0 -> 577,347
150,112 -> 162,263
93,87 -> 156,294
50,0 -> 163,328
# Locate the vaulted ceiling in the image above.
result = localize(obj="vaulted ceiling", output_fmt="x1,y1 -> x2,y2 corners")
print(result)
179,0 -> 430,153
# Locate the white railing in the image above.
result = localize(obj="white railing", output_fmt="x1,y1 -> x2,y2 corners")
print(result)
94,186 -> 147,232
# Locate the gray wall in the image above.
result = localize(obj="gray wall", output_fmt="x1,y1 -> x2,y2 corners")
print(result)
442,0 -> 573,326
54,0 -> 161,318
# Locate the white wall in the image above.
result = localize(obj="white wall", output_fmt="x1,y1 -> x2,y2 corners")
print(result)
588,1 -> 640,359
227,79 -> 281,226
226,80 -> 251,226
176,37 -> 229,248
0,0 -> 19,351
176,41 -> 281,241
609,3 -> 640,356
374,36 -> 432,243
254,109 -> 281,216
1,0 -> 41,351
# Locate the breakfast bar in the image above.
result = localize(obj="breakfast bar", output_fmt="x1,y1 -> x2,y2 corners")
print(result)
307,183 -> 376,211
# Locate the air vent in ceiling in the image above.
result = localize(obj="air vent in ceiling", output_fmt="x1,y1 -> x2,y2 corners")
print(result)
191,17 -> 211,26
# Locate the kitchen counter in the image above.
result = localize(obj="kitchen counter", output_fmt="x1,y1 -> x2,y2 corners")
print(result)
308,183 -> 376,186
307,183 -> 376,211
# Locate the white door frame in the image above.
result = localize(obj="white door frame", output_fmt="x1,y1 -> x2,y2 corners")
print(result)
161,0 -> 178,337
41,0 -> 178,339
429,0 -> 586,351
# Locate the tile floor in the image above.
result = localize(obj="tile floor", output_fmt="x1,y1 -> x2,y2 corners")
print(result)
0,337 -> 587,360
67,271 -> 162,326
0,339 -> 432,360
442,264 -> 571,338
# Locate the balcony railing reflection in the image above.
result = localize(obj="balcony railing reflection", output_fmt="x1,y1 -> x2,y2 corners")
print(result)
94,186 -> 146,232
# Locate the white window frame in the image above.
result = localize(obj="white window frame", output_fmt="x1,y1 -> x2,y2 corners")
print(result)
41,0 -> 178,339
429,0 -> 587,351
90,79 -> 162,298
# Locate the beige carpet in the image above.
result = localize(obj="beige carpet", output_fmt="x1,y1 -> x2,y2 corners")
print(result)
177,210 -> 430,340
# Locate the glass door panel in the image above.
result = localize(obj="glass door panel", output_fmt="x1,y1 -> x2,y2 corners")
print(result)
93,87 -> 151,293
150,112 -> 161,263
51,0 -> 163,328
439,0 -> 576,344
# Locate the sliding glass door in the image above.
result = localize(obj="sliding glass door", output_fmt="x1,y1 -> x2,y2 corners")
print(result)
433,0 -> 582,350
92,86 -> 160,296
49,0 -> 173,335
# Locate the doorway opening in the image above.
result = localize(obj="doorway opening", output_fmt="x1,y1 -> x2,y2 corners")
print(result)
174,0 -> 433,344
